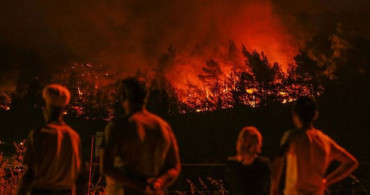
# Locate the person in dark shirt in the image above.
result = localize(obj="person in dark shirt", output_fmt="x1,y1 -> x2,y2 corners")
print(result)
100,77 -> 181,195
225,126 -> 271,195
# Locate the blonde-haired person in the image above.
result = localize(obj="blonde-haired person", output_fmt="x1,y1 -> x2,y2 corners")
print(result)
225,126 -> 271,195
17,84 -> 86,195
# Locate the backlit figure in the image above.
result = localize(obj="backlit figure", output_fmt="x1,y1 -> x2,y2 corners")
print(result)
225,126 -> 271,195
270,97 -> 359,195
100,77 -> 181,195
16,84 -> 85,195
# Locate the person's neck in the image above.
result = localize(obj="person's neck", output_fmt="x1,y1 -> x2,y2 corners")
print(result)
300,123 -> 314,130
124,104 -> 144,116
238,154 -> 257,165
45,115 -> 63,124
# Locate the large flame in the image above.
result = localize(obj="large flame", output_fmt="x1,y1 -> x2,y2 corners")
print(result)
162,1 -> 299,97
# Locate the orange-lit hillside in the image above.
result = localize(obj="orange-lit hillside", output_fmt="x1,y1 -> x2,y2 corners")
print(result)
0,47 -> 325,116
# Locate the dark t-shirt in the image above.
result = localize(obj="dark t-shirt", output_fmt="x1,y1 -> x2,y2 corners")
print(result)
101,110 -> 181,195
224,156 -> 271,195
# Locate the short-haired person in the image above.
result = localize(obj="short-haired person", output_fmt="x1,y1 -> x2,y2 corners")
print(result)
100,77 -> 181,195
225,126 -> 271,195
17,84 -> 85,195
270,96 -> 359,195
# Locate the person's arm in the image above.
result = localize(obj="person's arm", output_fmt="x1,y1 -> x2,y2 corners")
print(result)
99,121 -> 147,190
223,160 -> 242,195
270,132 -> 291,195
100,150 -> 147,190
150,127 -> 181,190
75,137 -> 88,195
324,138 -> 359,187
16,131 -> 36,195
263,158 -> 272,194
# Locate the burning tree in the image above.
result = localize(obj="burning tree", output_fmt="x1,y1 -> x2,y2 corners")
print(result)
175,45 -> 326,112
0,40 -> 335,117
198,59 -> 225,110
242,47 -> 285,106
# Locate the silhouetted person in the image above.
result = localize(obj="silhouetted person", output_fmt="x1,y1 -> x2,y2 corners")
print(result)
270,97 -> 359,195
225,126 -> 271,195
17,84 -> 86,195
100,77 -> 181,195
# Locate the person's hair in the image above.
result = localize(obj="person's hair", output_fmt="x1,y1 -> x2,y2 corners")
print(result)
42,84 -> 70,107
238,126 -> 262,147
292,96 -> 318,124
119,77 -> 148,106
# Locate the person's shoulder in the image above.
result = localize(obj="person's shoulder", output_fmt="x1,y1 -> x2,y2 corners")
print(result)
144,110 -> 172,129
27,127 -> 42,139
226,156 -> 242,168
283,128 -> 305,140
30,126 -> 43,134
109,115 -> 132,128
36,124 -> 56,135
253,156 -> 271,169
255,156 -> 271,165
227,156 -> 239,163
310,128 -> 336,143
286,128 -> 302,136
280,129 -> 297,143
30,124 -> 58,140
63,125 -> 80,139
144,110 -> 164,120
310,128 -> 327,136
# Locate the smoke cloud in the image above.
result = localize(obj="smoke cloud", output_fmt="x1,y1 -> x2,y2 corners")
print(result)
0,0 -> 369,91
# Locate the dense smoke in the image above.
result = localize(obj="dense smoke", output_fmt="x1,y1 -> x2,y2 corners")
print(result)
0,0 -> 369,91
0,0 -> 297,89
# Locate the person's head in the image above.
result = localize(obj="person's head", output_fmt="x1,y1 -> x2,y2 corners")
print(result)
42,84 -> 70,122
118,77 -> 148,114
236,126 -> 263,157
292,96 -> 319,129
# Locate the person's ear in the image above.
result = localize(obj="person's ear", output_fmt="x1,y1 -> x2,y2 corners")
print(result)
314,111 -> 319,121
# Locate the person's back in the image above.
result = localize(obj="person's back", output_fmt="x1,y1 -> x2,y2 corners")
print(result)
270,97 -> 358,195
17,84 -> 85,195
26,122 -> 81,190
224,126 -> 271,195
107,110 -> 174,179
226,156 -> 271,195
284,128 -> 344,194
101,77 -> 181,195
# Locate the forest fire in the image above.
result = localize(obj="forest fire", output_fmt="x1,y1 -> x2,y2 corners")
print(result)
0,0 -> 356,116
0,46 -> 322,117
155,43 -> 321,113
0,0 -> 318,117
0,0 -> 369,194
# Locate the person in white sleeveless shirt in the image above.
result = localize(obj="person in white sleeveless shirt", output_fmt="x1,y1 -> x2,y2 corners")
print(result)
270,97 -> 358,195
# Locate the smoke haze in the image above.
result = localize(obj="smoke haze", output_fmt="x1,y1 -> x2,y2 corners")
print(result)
0,0 -> 369,90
